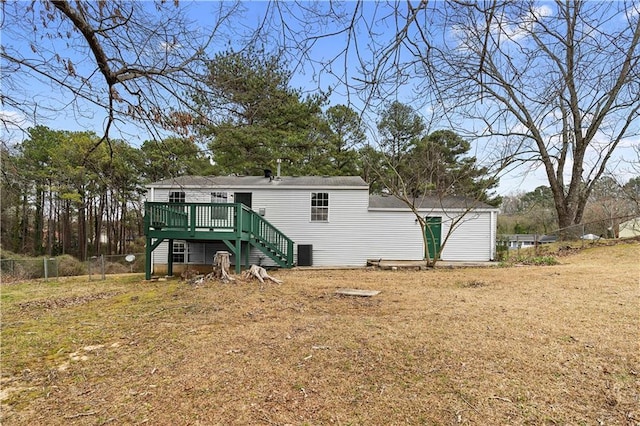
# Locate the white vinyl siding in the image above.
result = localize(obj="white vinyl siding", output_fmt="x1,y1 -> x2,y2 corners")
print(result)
251,188 -> 370,266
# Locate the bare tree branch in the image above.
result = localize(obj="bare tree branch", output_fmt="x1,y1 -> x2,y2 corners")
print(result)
1,0 -> 243,146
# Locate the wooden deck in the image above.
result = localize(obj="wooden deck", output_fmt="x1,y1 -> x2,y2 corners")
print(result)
144,202 -> 294,278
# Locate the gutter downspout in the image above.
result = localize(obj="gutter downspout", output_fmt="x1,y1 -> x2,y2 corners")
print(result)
490,210 -> 497,261
149,187 -> 154,276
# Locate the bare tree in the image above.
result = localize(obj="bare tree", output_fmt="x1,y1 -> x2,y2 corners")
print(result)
267,1 -> 640,238
1,0 -> 242,147
431,1 -> 640,237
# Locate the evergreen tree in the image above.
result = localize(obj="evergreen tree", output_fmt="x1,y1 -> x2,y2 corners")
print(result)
195,48 -> 327,175
140,137 -> 214,182
408,130 -> 501,206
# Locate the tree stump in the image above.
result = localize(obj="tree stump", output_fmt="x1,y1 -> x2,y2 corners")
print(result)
242,264 -> 283,284
213,251 -> 235,283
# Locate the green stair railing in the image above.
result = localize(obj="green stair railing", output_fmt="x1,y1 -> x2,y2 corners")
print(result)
242,205 -> 294,268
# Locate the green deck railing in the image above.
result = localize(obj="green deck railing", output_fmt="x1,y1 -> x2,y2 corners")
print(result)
145,203 -> 189,229
144,202 -> 294,268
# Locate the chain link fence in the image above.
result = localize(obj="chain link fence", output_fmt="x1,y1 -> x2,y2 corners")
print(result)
497,216 -> 636,260
0,253 -> 145,283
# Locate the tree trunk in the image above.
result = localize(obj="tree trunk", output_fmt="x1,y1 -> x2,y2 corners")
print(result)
78,195 -> 87,261
34,186 -> 44,255
213,251 -> 235,283
242,265 -> 283,284
119,198 -> 127,254
20,193 -> 29,253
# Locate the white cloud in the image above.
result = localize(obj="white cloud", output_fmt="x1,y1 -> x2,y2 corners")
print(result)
451,3 -> 555,48
160,41 -> 182,53
0,109 -> 31,129
0,110 -> 33,146
498,5 -> 553,42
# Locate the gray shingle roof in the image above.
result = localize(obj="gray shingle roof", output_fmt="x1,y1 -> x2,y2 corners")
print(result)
148,175 -> 369,188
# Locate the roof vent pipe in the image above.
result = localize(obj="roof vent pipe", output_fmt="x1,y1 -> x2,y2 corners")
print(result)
276,159 -> 281,179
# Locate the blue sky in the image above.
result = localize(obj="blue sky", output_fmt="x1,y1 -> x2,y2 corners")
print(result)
2,1 -> 638,195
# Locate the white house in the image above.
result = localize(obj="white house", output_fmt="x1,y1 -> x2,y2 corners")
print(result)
504,234 -> 557,250
144,175 -> 499,277
618,217 -> 640,238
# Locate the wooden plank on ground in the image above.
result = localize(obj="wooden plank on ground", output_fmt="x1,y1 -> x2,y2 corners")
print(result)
335,288 -> 381,297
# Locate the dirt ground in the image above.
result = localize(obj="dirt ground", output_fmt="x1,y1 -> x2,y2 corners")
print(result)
1,242 -> 639,425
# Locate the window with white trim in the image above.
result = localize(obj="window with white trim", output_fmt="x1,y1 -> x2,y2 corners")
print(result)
169,191 -> 185,203
173,241 -> 186,263
211,192 -> 228,203
211,192 -> 228,220
311,192 -> 329,222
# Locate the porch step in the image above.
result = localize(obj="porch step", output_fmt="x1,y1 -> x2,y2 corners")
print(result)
252,238 -> 291,267
256,241 -> 286,259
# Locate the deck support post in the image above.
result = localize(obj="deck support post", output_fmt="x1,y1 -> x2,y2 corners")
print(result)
167,239 -> 174,277
244,241 -> 250,271
235,238 -> 242,274
145,237 -> 165,280
145,237 -> 152,280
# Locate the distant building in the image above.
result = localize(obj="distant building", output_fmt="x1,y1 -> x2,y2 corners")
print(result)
618,217 -> 640,238
504,234 -> 557,250
580,233 -> 601,240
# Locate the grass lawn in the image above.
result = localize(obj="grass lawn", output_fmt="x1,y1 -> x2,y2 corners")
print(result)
1,242 -> 639,425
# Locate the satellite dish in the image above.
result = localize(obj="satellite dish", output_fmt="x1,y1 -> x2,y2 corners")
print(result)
125,254 -> 136,272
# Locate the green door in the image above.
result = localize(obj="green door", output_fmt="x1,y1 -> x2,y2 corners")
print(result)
425,216 -> 442,260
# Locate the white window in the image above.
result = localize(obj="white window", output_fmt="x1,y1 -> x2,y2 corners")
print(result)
169,191 -> 185,203
211,192 -> 228,220
211,192 -> 228,203
167,191 -> 187,217
311,192 -> 329,222
173,241 -> 186,263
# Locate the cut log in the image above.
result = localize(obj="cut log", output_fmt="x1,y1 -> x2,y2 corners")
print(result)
335,288 -> 380,297
242,264 -> 283,284
213,251 -> 235,283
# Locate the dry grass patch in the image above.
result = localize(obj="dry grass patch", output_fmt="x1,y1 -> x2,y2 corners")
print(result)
1,243 -> 639,425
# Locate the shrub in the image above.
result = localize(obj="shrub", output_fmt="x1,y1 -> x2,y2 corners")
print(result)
104,262 -> 128,274
56,254 -> 86,277
505,255 -> 559,266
